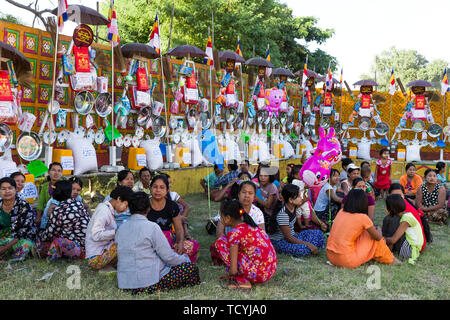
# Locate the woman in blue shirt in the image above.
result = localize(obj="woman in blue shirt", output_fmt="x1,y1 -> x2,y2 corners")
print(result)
116,192 -> 200,295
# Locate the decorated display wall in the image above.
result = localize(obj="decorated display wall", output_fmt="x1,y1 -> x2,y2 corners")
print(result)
2,21 -> 450,169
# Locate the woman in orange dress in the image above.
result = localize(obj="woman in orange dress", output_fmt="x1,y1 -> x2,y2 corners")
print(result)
327,189 -> 402,268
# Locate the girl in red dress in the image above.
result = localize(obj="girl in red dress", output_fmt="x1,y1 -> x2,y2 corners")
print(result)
214,199 -> 277,290
374,148 -> 392,200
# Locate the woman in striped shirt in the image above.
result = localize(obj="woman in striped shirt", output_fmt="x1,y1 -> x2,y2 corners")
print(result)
268,184 -> 326,257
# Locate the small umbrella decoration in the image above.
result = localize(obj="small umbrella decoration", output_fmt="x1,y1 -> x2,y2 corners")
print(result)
51,4 -> 109,25
218,50 -> 246,63
121,43 -> 160,60
272,67 -> 295,78
245,57 -> 275,69
0,41 -> 32,72
353,79 -> 379,87
406,80 -> 434,87
166,45 -> 207,59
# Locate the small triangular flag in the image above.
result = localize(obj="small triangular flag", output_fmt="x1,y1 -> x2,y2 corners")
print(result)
240,131 -> 250,143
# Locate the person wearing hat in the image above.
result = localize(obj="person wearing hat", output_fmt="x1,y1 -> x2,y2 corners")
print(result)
341,163 -> 360,195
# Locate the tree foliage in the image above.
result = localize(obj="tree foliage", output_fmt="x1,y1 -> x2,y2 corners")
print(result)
360,47 -> 448,91
102,0 -> 337,74
0,12 -> 26,25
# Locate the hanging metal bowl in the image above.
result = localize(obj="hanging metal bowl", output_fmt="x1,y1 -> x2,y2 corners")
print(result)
247,116 -> 254,127
94,92 -> 112,117
43,130 -> 57,145
86,128 -> 96,144
169,117 -> 178,130
135,127 -> 145,140
57,129 -> 70,144
256,111 -> 264,124
401,139 -> 410,146
137,107 -> 152,127
172,132 -> 181,144
333,121 -> 343,135
286,115 -> 294,130
375,122 -> 389,136
16,131 -> 42,161
225,108 -> 237,124
73,126 -> 85,138
319,117 -> 330,129
420,140 -> 429,147
74,91 -> 95,115
94,129 -> 105,145
311,134 -> 320,142
200,111 -> 212,129
186,108 -> 198,129
358,117 -> 371,131
47,100 -> 60,115
115,136 -> 124,147
412,120 -> 425,133
152,116 -> 167,137
271,116 -> 278,127
427,123 -> 442,138
262,110 -> 270,125
235,113 -> 244,129
0,123 -> 13,152
279,112 -> 288,126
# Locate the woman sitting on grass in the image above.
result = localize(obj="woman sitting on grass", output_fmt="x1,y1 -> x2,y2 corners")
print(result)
69,176 -> 92,216
326,189 -> 401,268
36,162 -> 63,227
211,180 -> 266,265
164,174 -> 192,240
214,199 -> 277,290
384,194 -> 424,265
268,184 -> 326,258
148,175 -> 199,262
116,192 -> 200,295
313,168 -> 342,230
9,172 -> 26,201
415,169 -> 448,226
85,186 -> 132,273
0,177 -> 37,261
385,183 -> 429,251
39,180 -> 90,260
399,163 -> 423,205
341,178 -> 376,220
40,176 -> 92,230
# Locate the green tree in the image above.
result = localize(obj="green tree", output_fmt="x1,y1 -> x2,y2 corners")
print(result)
361,47 -> 448,91
0,12 -> 26,25
102,0 -> 337,74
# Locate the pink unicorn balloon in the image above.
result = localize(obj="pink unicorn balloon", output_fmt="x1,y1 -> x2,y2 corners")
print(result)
265,88 -> 283,117
315,127 -> 342,165
299,156 -> 331,188
298,127 -> 342,188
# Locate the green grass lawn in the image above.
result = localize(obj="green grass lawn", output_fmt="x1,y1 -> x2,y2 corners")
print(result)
1,194 -> 449,300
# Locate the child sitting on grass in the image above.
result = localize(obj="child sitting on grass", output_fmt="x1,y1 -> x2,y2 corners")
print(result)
287,165 -> 311,229
385,194 -> 424,265
214,199 -> 277,290
85,186 -> 132,273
